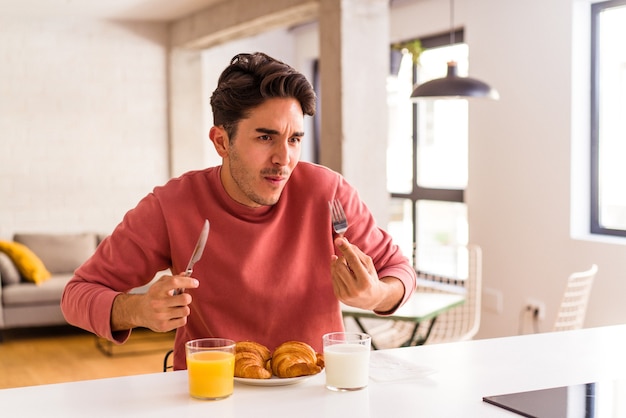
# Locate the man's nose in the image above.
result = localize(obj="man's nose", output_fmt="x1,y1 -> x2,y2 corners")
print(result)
272,141 -> 290,166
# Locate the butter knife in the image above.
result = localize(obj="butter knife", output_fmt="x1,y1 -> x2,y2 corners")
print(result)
173,219 -> 210,295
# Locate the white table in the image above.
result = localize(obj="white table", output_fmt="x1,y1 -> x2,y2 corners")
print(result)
341,291 -> 465,348
2,325 -> 626,417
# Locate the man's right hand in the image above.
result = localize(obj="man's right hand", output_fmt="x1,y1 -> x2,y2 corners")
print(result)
110,274 -> 199,332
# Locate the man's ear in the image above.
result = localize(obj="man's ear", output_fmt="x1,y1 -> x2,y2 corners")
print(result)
209,126 -> 229,157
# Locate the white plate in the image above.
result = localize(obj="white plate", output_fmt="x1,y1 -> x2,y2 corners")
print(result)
234,374 -> 315,387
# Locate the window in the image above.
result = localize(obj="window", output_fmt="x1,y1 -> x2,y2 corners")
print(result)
591,0 -> 626,237
386,31 -> 468,275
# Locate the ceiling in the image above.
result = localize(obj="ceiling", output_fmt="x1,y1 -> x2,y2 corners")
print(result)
0,0 -> 226,21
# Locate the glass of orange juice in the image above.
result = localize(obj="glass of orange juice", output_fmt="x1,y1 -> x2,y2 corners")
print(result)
185,338 -> 236,400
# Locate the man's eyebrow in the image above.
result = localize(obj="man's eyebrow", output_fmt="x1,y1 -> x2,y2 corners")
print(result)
256,127 -> 279,135
256,127 -> 305,137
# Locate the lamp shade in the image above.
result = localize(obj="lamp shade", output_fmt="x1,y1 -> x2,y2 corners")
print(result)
411,61 -> 499,100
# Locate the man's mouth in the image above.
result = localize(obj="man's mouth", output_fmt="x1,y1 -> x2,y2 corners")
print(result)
262,169 -> 289,185
264,175 -> 287,185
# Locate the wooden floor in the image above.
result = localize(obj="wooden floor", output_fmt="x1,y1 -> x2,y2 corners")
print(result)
0,326 -> 175,389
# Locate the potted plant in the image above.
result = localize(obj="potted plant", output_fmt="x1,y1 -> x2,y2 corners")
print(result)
390,39 -> 422,75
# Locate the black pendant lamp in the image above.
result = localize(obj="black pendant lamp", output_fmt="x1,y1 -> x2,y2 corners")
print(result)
410,0 -> 499,100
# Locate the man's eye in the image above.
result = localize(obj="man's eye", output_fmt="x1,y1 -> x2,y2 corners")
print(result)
259,135 -> 272,141
289,137 -> 302,144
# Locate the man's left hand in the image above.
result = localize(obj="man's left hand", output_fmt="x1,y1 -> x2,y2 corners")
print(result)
330,237 -> 402,312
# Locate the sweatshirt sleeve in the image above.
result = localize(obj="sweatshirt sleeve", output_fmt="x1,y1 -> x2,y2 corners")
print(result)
334,177 -> 417,315
61,192 -> 172,342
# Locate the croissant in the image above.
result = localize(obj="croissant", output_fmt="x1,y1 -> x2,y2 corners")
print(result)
271,341 -> 323,378
234,341 -> 272,379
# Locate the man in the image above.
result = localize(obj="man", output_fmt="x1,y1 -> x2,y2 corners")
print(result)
62,52 -> 416,370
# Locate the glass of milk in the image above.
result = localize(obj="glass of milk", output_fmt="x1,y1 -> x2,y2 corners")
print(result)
322,332 -> 371,391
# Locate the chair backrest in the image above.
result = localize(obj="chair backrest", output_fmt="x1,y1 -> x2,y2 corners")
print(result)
552,264 -> 598,332
415,244 -> 483,344
163,349 -> 174,372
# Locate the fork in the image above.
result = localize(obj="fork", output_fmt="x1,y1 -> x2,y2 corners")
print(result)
328,199 -> 348,235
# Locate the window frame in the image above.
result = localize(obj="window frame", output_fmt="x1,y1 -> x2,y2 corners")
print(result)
389,30 -> 466,254
590,0 -> 626,237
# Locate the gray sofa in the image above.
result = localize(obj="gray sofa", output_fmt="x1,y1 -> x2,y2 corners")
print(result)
0,232 -> 99,332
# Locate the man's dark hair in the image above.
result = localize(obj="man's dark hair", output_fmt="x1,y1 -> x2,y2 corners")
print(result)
210,52 -> 316,140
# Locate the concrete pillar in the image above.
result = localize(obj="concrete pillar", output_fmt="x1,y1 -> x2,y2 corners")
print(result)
319,0 -> 390,224
168,48 -> 209,178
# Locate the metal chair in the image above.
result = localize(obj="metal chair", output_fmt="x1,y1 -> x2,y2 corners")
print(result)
367,245 -> 482,348
163,349 -> 174,372
553,264 -> 598,332
413,244 -> 482,344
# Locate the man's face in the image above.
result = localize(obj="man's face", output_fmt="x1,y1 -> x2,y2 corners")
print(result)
215,97 -> 305,208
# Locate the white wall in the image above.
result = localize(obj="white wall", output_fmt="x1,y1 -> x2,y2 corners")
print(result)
0,18 -> 170,238
468,0 -> 626,339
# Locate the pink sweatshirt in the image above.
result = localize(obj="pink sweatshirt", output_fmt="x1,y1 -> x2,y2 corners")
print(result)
61,162 -> 416,369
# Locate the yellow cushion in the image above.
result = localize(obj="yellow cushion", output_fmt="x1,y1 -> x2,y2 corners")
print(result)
0,240 -> 51,285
